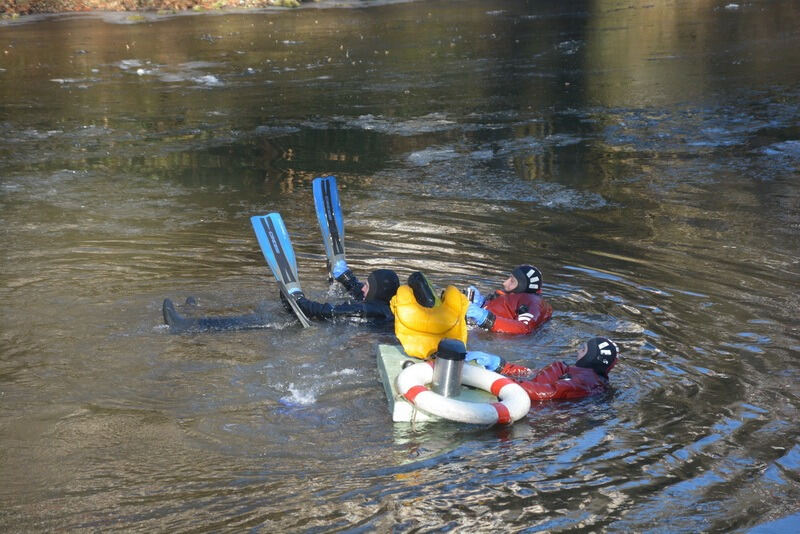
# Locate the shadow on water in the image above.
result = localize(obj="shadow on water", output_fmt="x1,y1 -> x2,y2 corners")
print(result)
1,0 -> 800,531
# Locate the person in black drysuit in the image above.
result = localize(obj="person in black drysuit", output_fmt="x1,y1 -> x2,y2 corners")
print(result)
162,266 -> 399,332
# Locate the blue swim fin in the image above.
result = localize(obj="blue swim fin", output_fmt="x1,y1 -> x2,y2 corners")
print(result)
312,176 -> 346,280
250,213 -> 312,328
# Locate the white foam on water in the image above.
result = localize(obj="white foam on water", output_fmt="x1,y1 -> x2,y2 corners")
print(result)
180,61 -> 222,69
761,140 -> 800,158
280,383 -> 317,406
193,75 -> 223,87
407,147 -> 459,166
557,40 -> 582,55
117,59 -> 143,70
346,113 -> 457,136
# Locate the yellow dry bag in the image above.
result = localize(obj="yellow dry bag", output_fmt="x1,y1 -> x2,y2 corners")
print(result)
390,284 -> 469,359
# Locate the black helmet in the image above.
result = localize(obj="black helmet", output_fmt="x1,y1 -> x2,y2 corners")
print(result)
365,269 -> 400,303
511,265 -> 542,294
575,337 -> 619,377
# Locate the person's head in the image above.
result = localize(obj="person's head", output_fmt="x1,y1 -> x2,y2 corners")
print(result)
363,269 -> 400,303
502,265 -> 543,294
574,337 -> 619,377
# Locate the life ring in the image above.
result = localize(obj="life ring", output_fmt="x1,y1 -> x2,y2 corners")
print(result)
396,361 -> 531,425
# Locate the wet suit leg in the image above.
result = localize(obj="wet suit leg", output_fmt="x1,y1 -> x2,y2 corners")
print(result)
162,299 -> 270,333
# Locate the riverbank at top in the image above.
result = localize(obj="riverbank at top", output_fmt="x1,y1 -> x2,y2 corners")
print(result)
2,0 -> 311,17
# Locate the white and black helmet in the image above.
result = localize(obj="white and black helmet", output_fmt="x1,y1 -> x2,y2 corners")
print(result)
511,265 -> 543,294
576,337 -> 619,377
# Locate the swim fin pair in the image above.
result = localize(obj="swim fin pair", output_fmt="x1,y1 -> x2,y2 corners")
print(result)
250,176 -> 346,328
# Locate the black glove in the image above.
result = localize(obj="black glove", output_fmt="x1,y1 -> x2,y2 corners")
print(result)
335,269 -> 364,300
279,289 -> 304,314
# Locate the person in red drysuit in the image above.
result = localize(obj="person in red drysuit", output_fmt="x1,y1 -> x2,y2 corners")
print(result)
464,265 -> 553,335
466,337 -> 619,398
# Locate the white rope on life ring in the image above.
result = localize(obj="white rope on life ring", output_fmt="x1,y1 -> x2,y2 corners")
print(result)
396,361 -> 531,425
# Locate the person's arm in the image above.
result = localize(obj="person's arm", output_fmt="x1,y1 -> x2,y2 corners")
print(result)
336,270 -> 364,301
469,303 -> 544,333
465,350 -> 533,378
332,260 -> 364,301
328,300 -> 393,321
294,295 -> 391,322
466,303 -> 496,329
294,295 -> 334,319
163,298 -> 269,332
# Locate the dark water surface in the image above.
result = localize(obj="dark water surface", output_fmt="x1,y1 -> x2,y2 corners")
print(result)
2,0 -> 799,531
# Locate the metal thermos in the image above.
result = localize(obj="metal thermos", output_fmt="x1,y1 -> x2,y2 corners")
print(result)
431,339 -> 467,398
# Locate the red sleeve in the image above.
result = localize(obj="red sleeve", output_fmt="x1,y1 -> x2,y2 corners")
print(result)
518,362 -> 603,401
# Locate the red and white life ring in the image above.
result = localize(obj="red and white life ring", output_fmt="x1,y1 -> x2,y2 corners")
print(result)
396,361 -> 531,425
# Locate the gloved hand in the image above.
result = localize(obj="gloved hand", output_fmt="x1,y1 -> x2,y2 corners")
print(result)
465,351 -> 505,372
332,259 -> 349,279
287,286 -> 304,298
466,302 -> 489,326
499,361 -> 533,379
333,265 -> 362,300
466,285 -> 485,307
279,288 -> 304,314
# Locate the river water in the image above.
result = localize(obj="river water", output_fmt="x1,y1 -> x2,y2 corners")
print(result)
1,0 -> 799,531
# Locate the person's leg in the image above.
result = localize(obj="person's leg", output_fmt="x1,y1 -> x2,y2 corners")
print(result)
162,299 -> 270,333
